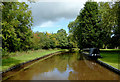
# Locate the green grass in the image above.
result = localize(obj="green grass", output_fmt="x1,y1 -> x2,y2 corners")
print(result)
99,49 -> 120,69
100,49 -> 120,51
1,49 -> 67,72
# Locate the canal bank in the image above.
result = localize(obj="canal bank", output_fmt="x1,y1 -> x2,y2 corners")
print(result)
2,49 -> 69,81
99,49 -> 120,69
2,49 -> 68,72
81,49 -> 120,75
96,60 -> 120,75
98,49 -> 120,74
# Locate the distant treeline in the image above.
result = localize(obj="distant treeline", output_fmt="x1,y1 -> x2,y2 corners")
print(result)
32,29 -> 77,50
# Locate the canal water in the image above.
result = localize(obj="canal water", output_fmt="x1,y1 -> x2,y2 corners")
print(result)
7,52 -> 119,80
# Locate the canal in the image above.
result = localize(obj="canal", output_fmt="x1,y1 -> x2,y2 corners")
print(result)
4,52 -> 119,80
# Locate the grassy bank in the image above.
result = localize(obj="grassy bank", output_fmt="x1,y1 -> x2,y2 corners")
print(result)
1,49 -> 68,72
100,49 -> 120,51
99,49 -> 120,69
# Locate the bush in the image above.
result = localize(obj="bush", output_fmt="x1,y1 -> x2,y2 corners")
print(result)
2,47 -> 9,57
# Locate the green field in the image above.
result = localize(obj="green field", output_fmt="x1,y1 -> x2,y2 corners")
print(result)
99,49 -> 120,69
1,49 -> 67,72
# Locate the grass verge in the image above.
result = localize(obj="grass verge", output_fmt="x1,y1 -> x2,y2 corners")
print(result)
99,49 -> 120,69
1,49 -> 68,72
2,51 -> 63,81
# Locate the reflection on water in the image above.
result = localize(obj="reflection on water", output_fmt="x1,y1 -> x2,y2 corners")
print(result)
8,53 -> 119,80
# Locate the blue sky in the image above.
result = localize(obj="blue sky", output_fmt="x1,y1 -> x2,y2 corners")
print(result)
31,18 -> 75,33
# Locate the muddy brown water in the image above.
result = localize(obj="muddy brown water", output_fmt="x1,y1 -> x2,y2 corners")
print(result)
4,52 -> 119,80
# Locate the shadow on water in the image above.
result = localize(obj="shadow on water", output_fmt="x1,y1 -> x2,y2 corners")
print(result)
4,52 -> 119,80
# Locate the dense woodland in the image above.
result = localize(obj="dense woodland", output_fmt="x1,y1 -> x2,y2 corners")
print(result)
1,1 -> 120,56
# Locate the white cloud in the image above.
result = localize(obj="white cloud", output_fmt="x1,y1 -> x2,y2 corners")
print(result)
40,21 -> 54,27
39,21 -> 62,28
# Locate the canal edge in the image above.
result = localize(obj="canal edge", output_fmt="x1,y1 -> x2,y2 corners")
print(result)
96,60 -> 120,75
2,51 -> 62,74
2,51 -> 69,81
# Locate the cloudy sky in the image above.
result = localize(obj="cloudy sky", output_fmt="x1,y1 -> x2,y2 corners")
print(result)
21,0 -> 113,33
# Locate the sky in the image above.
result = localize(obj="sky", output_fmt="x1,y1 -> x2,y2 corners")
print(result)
19,0 -> 115,33
28,2 -> 85,33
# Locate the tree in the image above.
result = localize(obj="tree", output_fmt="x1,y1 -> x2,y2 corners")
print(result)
98,2 -> 120,49
49,34 -> 57,48
2,2 -> 33,52
110,2 -> 120,48
67,33 -> 78,48
31,33 -> 41,50
68,19 -> 81,48
56,29 -> 69,49
98,2 -> 118,48
68,2 -> 102,49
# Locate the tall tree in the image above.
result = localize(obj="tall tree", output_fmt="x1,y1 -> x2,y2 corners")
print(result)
69,2 -> 102,49
2,2 -> 33,52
